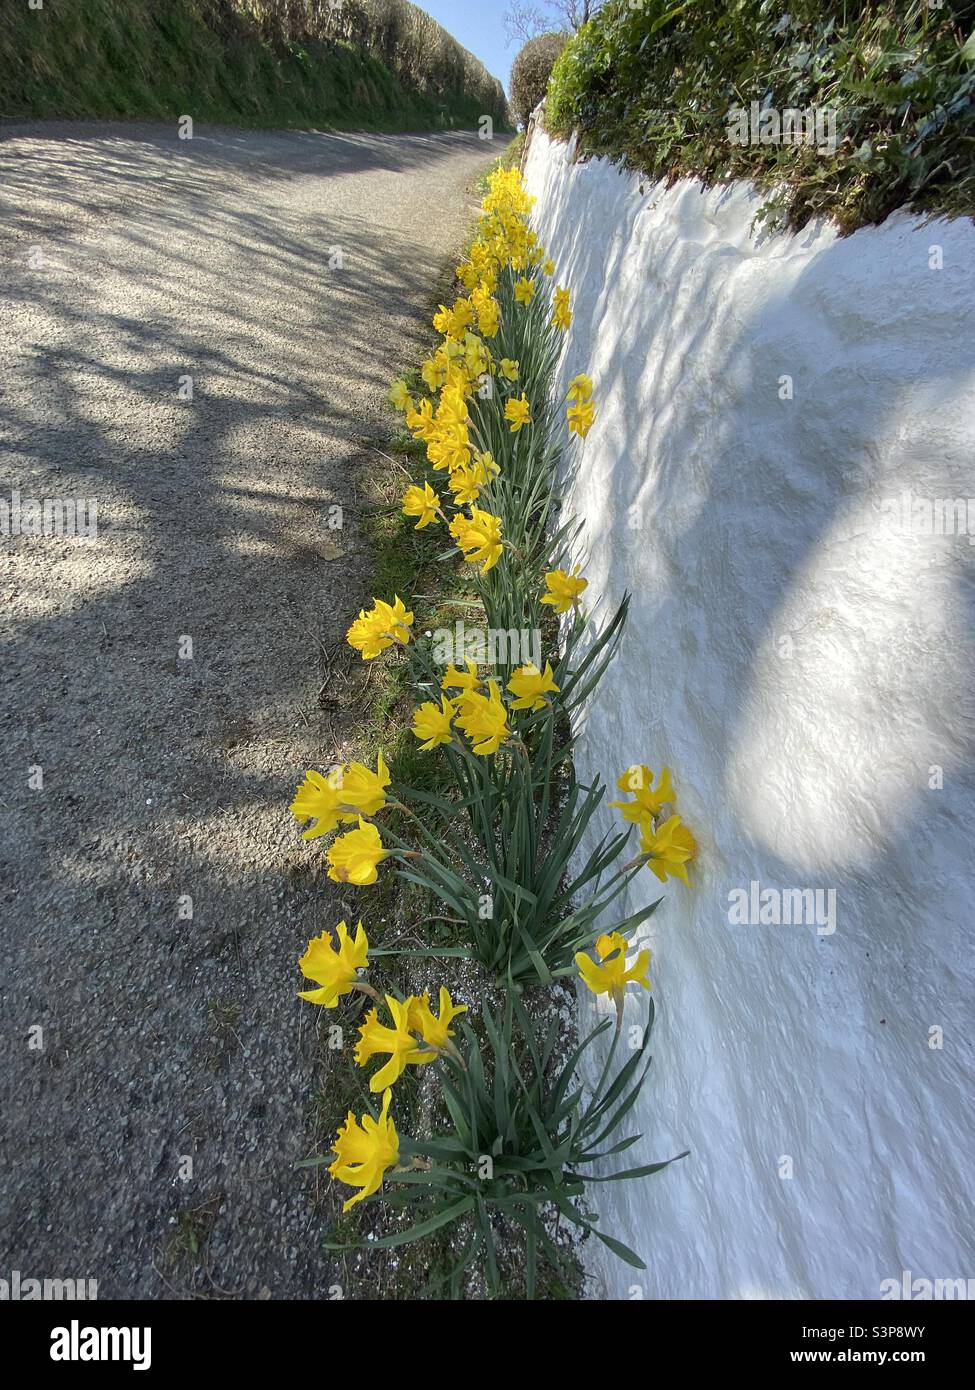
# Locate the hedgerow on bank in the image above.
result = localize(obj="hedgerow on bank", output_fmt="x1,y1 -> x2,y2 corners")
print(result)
510,31 -> 569,128
1,0 -> 509,132
545,0 -> 975,233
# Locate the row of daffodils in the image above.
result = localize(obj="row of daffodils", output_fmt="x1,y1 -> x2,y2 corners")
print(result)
289,167 -> 695,1296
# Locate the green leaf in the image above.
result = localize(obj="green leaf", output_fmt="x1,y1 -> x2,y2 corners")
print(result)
594,1229 -> 646,1270
583,1152 -> 690,1182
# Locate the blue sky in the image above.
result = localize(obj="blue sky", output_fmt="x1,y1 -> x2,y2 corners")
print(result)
420,0 -> 519,94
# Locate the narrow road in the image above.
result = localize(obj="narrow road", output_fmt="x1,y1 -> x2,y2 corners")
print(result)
0,121 -> 494,1297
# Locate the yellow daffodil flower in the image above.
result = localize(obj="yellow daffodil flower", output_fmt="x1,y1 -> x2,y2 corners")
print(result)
455,678 -> 509,755
328,1088 -> 400,1211
575,931 -> 651,1006
421,354 -> 447,392
336,752 -> 390,818
346,595 -> 414,660
568,398 -> 596,438
552,285 -> 572,332
447,466 -> 482,505
610,765 -> 675,826
566,374 -> 593,403
441,659 -> 482,693
500,358 -> 520,381
448,449 -> 499,503
297,920 -> 369,1007
541,567 -> 588,614
411,987 -> 467,1049
401,481 -> 440,529
289,766 -> 346,839
477,299 -> 500,338
388,379 -> 412,411
507,660 -> 560,711
411,696 -> 456,751
542,258 -> 555,276
504,394 -> 532,433
354,995 -> 436,1090
326,818 -> 389,886
449,506 -> 503,573
640,814 -> 697,885
406,397 -> 435,438
451,297 -> 475,332
514,277 -> 536,305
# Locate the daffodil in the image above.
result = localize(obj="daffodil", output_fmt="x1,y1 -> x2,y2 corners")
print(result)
447,465 -> 483,505
297,920 -> 369,1007
542,258 -> 555,276
500,358 -> 520,382
411,987 -> 468,1049
451,297 -> 475,331
289,766 -> 346,839
346,596 -> 414,660
449,506 -> 503,573
411,696 -> 456,751
337,752 -> 391,818
406,396 -> 435,438
507,661 -> 560,711
441,659 -> 482,693
552,285 -> 572,332
640,814 -> 697,885
326,818 -> 389,886
504,394 -> 532,433
566,374 -> 593,403
401,481 -> 440,529
455,678 -> 509,755
477,298 -> 500,338
388,379 -> 412,412
421,354 -> 447,392
610,765 -> 675,826
541,567 -> 587,613
354,995 -> 436,1090
514,276 -> 536,305
568,398 -> 596,438
448,450 -> 498,505
575,931 -> 651,1007
328,1088 -> 400,1211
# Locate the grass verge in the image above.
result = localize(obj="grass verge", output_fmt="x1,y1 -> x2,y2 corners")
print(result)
305,143 -> 585,1298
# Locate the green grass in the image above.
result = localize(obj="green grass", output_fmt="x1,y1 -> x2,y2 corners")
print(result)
1,0 -> 510,133
546,0 -> 975,234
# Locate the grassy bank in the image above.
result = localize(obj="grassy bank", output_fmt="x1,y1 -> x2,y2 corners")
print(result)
546,0 -> 975,233
0,0 -> 509,132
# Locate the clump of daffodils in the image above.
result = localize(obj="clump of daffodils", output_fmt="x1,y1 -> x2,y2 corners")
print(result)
406,656 -> 561,760
286,165 -> 697,1254
566,373 -> 596,440
380,165 -> 584,587
612,764 -> 698,885
295,924 -> 469,1210
346,596 -> 414,661
289,754 -> 392,887
290,754 -> 390,838
355,988 -> 467,1090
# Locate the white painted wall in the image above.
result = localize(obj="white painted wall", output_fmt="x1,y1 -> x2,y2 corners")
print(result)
525,128 -> 975,1300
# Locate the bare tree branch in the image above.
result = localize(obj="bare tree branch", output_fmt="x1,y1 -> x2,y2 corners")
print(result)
504,0 -> 605,47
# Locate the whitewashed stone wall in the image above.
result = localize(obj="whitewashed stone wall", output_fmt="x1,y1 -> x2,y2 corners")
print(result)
525,128 -> 975,1300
